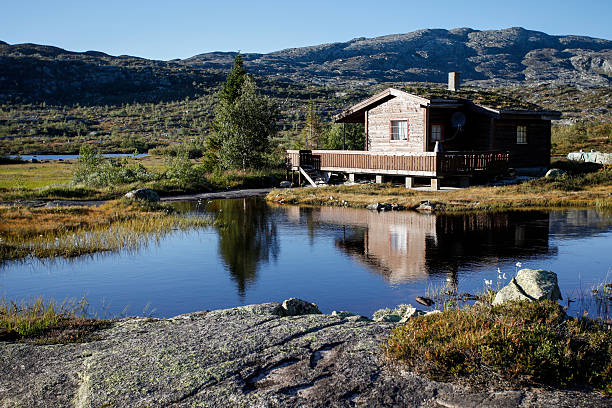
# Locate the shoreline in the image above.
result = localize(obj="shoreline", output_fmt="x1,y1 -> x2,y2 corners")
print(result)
266,182 -> 612,214
0,187 -> 273,207
1,300 -> 608,407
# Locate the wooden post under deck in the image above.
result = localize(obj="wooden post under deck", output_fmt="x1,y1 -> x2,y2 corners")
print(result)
405,176 -> 414,188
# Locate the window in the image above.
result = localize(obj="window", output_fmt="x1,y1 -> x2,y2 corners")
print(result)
391,120 -> 408,141
431,124 -> 443,142
389,225 -> 408,254
516,125 -> 527,144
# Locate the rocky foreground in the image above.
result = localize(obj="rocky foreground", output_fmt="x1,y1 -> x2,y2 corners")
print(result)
0,300 -> 608,408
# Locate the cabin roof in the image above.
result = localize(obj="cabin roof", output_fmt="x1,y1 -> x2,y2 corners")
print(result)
334,86 -> 561,123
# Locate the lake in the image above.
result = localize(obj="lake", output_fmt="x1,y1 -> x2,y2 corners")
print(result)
8,153 -> 148,161
1,198 -> 611,318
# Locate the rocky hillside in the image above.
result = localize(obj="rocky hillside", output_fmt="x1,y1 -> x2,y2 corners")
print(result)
0,43 -> 225,105
186,27 -> 612,87
0,27 -> 610,105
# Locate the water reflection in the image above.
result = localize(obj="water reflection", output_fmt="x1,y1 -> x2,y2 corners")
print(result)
286,206 -> 560,284
287,207 -> 436,283
176,198 -> 280,296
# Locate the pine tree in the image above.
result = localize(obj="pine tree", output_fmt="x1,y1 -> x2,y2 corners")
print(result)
217,53 -> 247,104
205,54 -> 249,169
214,77 -> 278,170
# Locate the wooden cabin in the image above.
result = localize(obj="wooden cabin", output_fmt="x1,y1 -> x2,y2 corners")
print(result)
287,73 -> 561,189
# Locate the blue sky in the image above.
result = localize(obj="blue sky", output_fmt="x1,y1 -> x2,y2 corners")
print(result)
1,0 -> 611,60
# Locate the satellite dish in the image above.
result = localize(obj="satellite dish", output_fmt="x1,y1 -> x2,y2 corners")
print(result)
451,112 -> 466,129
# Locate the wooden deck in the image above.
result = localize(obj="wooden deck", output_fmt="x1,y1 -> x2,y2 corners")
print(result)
286,150 -> 509,178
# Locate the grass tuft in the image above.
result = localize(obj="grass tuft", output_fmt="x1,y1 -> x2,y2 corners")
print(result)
0,297 -> 109,344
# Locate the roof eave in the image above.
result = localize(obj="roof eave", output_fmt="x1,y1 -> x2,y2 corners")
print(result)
498,110 -> 562,119
334,88 -> 431,123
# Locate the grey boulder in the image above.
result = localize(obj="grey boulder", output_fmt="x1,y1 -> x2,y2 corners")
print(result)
544,168 -> 567,179
124,188 -> 160,202
373,304 -> 426,323
493,269 -> 563,306
275,298 -> 322,316
366,202 -> 393,212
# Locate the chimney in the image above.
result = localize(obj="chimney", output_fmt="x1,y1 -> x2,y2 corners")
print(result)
448,72 -> 460,91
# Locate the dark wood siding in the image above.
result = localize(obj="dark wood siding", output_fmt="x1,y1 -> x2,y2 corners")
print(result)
428,107 -> 491,152
493,119 -> 551,168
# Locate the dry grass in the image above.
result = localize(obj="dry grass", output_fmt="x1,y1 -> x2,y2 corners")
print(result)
0,200 -> 212,260
267,170 -> 612,213
386,301 -> 612,394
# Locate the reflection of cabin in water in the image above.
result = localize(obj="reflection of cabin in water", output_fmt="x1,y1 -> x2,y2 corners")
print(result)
286,72 -> 561,189
285,206 -> 553,284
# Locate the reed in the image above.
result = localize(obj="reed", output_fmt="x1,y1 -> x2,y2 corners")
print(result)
0,296 -> 108,343
0,200 -> 212,261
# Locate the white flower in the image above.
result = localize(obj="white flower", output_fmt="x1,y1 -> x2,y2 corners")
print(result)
502,273 -> 507,279
515,262 -> 522,268
484,279 -> 493,286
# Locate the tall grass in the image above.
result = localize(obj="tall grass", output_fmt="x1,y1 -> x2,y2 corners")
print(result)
0,296 -> 109,343
0,297 -> 73,338
0,200 -> 213,261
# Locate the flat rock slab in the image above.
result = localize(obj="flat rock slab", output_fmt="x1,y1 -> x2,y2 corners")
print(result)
0,303 -> 607,407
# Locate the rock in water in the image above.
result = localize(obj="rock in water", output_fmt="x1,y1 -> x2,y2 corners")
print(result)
274,298 -> 321,316
415,296 -> 434,307
124,188 -> 160,202
416,201 -> 435,212
366,203 -> 379,211
493,269 -> 562,305
544,168 -> 567,179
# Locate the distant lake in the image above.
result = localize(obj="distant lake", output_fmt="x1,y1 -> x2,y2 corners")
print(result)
1,198 -> 611,319
8,153 -> 148,161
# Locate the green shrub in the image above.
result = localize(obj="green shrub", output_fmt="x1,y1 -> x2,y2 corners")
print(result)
386,301 -> 612,393
164,155 -> 205,188
72,145 -> 157,187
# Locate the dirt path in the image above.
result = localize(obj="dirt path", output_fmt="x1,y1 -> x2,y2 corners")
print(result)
0,188 -> 274,207
160,188 -> 273,202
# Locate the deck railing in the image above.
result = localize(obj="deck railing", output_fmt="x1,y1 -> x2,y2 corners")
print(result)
436,151 -> 510,175
287,150 -> 509,177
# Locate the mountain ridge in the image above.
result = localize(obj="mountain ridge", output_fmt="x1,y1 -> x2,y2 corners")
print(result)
184,27 -> 611,86
1,27 -> 610,105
